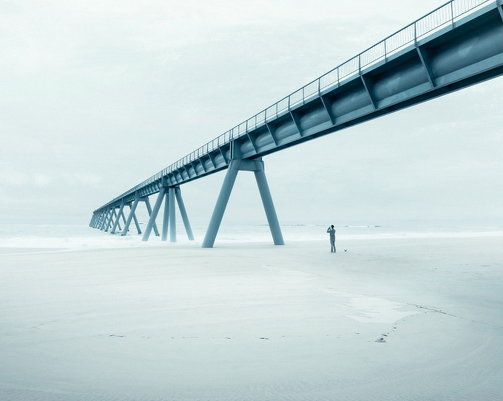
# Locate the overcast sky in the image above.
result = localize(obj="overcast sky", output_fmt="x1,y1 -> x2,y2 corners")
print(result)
1,0 -> 502,227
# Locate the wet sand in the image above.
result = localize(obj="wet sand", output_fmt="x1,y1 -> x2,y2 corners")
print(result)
1,237 -> 502,400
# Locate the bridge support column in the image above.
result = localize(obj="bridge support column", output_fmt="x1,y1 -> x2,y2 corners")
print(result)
111,208 -> 123,233
143,196 -> 160,237
98,211 -> 105,230
168,187 -> 176,242
89,214 -> 96,228
202,161 -> 239,248
254,163 -> 284,246
105,209 -> 117,232
161,186 -> 193,242
175,187 -> 194,241
161,190 -> 170,241
202,158 -> 283,248
111,203 -> 125,234
120,208 -> 127,226
142,189 -> 166,241
102,211 -> 109,229
115,216 -> 122,232
132,205 -> 142,234
100,209 -> 111,231
122,197 -> 140,236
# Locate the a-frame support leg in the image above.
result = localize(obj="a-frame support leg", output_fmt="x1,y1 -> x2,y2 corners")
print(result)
109,207 -> 118,231
202,160 -> 240,248
120,208 -> 127,226
111,203 -> 125,234
100,209 -> 111,230
132,211 -> 141,234
112,209 -> 123,232
203,157 -> 283,248
162,191 -> 170,241
168,187 -> 176,242
103,212 -> 110,231
254,162 -> 284,245
105,209 -> 118,232
144,196 -> 160,237
162,186 -> 193,242
175,186 -> 194,241
122,197 -> 139,236
142,188 -> 166,241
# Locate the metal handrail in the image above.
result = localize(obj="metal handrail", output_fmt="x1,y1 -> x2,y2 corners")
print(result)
99,0 -> 492,210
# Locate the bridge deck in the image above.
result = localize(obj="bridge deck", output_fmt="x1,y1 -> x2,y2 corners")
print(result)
93,0 -> 503,214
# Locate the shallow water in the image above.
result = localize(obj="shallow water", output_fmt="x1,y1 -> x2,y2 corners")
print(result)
0,221 -> 502,251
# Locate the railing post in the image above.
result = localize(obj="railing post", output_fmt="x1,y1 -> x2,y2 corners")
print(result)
450,1 -> 454,27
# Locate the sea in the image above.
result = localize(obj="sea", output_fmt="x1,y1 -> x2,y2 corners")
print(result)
1,220 -> 502,253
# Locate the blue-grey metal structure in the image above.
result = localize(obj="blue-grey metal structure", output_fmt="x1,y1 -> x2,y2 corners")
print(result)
90,0 -> 503,247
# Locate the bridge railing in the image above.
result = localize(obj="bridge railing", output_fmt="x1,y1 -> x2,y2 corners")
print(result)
100,0 -> 493,211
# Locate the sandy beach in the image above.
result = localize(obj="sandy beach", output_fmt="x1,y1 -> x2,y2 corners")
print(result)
0,236 -> 502,400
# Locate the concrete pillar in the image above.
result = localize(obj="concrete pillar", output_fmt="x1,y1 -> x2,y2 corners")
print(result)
142,189 -> 166,241
162,191 -> 169,241
144,197 -> 160,237
202,158 -> 284,248
169,187 -> 176,242
202,160 -> 239,248
122,198 -> 139,236
175,186 -> 194,241
132,212 -> 142,235
111,203 -> 125,234
254,163 -> 284,245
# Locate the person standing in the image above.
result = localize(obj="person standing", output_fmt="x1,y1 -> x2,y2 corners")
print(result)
326,225 -> 336,253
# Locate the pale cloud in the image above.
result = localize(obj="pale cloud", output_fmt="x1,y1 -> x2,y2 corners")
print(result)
0,171 -> 101,188
0,171 -> 29,187
67,173 -> 103,186
33,173 -> 52,187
